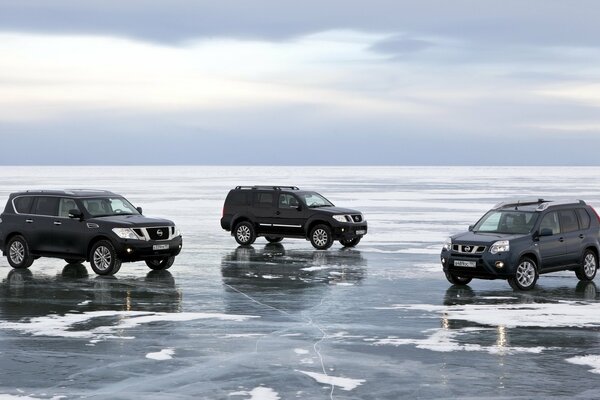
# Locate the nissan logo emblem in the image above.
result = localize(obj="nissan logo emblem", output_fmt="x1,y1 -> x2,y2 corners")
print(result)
157,229 -> 163,237
463,246 -> 471,252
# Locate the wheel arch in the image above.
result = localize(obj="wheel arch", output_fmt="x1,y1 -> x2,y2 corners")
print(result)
86,235 -> 114,261
583,246 -> 599,263
305,219 -> 332,238
231,215 -> 254,233
519,251 -> 540,271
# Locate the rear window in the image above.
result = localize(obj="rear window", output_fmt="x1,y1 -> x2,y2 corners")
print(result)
559,209 -> 579,233
253,192 -> 273,207
228,191 -> 249,206
13,196 -> 34,214
577,208 -> 591,229
33,197 -> 59,216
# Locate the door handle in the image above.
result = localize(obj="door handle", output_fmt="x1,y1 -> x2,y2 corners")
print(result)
25,219 -> 33,223
559,237 -> 564,242
579,234 -> 585,239
53,221 -> 62,226
276,211 -> 281,215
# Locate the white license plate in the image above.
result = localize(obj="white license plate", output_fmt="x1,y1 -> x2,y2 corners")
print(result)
356,230 -> 366,235
153,244 -> 169,251
454,260 -> 476,268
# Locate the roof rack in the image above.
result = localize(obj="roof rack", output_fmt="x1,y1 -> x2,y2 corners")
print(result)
235,186 -> 299,190
536,199 -> 586,211
493,198 -> 546,210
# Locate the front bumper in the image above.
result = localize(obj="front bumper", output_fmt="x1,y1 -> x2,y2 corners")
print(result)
113,236 -> 183,262
331,222 -> 368,240
440,249 -> 515,280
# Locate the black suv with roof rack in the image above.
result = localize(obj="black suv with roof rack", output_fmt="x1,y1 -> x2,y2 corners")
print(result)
220,186 -> 367,249
0,190 -> 182,275
441,199 -> 600,290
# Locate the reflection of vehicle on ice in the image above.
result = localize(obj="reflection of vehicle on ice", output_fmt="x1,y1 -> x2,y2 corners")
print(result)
221,244 -> 366,312
0,264 -> 181,320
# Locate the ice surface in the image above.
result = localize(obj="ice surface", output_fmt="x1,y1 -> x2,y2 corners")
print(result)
146,348 -> 175,360
296,370 -> 365,391
229,387 -> 280,400
566,355 -> 600,374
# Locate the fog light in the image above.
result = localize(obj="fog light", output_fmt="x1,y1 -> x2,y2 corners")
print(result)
126,248 -> 133,253
441,257 -> 446,265
495,261 -> 504,269
179,244 -> 182,249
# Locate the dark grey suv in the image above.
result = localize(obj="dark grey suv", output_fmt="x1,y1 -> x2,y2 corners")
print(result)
441,199 -> 600,290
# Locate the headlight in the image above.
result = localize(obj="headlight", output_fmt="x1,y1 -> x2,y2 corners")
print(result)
333,215 -> 349,223
490,240 -> 510,254
443,237 -> 452,251
174,226 -> 181,237
112,228 -> 140,240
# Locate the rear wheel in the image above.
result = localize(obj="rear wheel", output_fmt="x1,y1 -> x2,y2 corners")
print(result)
145,256 -> 175,270
444,271 -> 472,285
576,250 -> 597,281
265,236 -> 283,243
508,257 -> 538,290
310,224 -> 333,250
89,240 -> 122,276
340,237 -> 361,248
234,221 -> 256,246
6,235 -> 34,269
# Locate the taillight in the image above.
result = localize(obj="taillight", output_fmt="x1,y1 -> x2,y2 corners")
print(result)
592,207 -> 600,222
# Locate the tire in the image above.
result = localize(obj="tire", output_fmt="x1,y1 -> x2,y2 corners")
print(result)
265,236 -> 283,243
145,256 -> 175,270
89,240 -> 122,276
64,258 -> 85,265
508,257 -> 538,290
234,221 -> 256,246
310,224 -> 333,250
6,235 -> 34,269
444,271 -> 472,285
340,237 -> 361,248
575,250 -> 597,281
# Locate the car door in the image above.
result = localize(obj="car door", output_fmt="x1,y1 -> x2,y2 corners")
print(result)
537,211 -> 566,270
53,198 -> 87,256
29,196 -> 60,254
252,191 -> 277,234
274,193 -> 305,236
558,209 -> 581,266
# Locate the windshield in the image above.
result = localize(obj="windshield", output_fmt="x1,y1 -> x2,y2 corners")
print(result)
299,192 -> 334,208
82,197 -> 140,217
473,210 -> 538,234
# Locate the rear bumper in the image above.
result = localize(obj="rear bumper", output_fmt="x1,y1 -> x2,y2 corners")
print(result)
113,236 -> 183,262
441,249 -> 515,279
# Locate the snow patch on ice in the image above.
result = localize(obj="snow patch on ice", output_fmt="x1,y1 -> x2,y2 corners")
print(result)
294,348 -> 309,355
77,300 -> 91,306
566,355 -> 600,374
229,386 -> 280,400
300,266 -> 331,272
297,370 -> 365,391
146,348 -> 175,360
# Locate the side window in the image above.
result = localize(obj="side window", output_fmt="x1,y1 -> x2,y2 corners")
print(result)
253,192 -> 273,208
33,197 -> 59,216
559,210 -> 580,233
279,194 -> 299,208
13,196 -> 33,214
539,212 -> 560,235
229,191 -> 249,206
577,209 -> 591,230
58,198 -> 80,218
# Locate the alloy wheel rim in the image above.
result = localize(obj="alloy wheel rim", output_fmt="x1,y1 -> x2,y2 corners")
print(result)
9,241 -> 25,264
584,253 -> 596,277
237,225 -> 251,243
313,229 -> 328,247
93,246 -> 112,271
516,261 -> 536,287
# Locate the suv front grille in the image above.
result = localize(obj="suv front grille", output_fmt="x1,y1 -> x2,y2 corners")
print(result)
147,227 -> 170,241
351,214 -> 362,222
452,244 -> 486,254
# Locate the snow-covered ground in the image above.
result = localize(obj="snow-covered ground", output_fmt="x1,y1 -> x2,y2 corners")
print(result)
0,166 -> 600,399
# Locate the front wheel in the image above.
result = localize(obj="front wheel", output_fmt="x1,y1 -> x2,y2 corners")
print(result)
508,257 -> 538,290
340,237 -> 361,248
310,224 -> 333,250
6,235 -> 34,269
89,241 -> 122,276
146,256 -> 175,270
234,221 -> 256,246
575,250 -> 597,281
444,271 -> 472,285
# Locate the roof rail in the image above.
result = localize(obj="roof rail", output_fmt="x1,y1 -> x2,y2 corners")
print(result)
536,199 -> 586,211
493,198 -> 546,210
235,186 -> 299,190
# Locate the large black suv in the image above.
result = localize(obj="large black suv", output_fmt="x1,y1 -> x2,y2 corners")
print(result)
441,199 -> 600,290
0,190 -> 182,275
220,186 -> 367,249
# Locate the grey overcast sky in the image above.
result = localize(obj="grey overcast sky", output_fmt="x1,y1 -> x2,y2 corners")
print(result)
1,1 -> 600,165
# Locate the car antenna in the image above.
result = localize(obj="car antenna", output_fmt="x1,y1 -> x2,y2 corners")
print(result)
515,200 -> 520,210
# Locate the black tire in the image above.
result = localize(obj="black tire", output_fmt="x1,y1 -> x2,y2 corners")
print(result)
444,271 -> 472,285
508,257 -> 538,290
234,221 -> 256,246
309,224 -> 333,250
145,256 -> 175,270
340,237 -> 361,248
575,250 -> 597,281
265,236 -> 283,243
6,235 -> 34,269
89,240 -> 122,276
64,258 -> 85,265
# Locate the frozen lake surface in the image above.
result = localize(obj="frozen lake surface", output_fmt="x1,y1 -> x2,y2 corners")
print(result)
1,166 -> 600,399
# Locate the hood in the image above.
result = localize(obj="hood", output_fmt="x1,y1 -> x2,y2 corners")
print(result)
452,231 -> 528,245
89,214 -> 175,227
310,206 -> 362,215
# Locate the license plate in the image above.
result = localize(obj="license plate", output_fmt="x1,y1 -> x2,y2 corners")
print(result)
356,230 -> 366,235
153,244 -> 169,251
454,260 -> 476,268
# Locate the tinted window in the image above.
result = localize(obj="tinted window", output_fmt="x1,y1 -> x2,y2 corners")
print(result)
13,196 -> 33,214
58,198 -> 80,218
253,192 -> 273,208
577,209 -> 591,230
279,193 -> 300,208
228,191 -> 249,206
559,210 -> 579,233
539,212 -> 560,235
33,197 -> 59,216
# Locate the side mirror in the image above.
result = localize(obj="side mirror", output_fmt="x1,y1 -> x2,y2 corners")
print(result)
68,209 -> 83,220
468,225 -> 474,231
539,228 -> 553,237
136,207 -> 143,214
